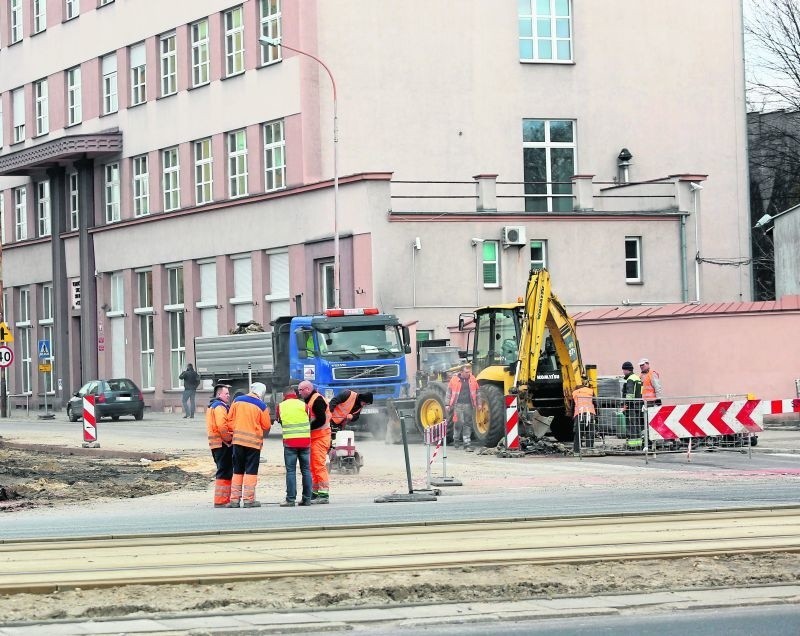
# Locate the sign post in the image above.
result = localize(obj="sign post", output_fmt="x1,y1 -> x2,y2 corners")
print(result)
38,340 -> 54,420
0,322 -> 13,419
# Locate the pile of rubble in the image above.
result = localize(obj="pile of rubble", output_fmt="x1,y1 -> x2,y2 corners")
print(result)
229,320 -> 265,335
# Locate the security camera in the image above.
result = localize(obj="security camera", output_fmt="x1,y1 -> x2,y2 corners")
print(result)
470,238 -> 483,246
689,182 -> 704,191
413,237 -> 422,251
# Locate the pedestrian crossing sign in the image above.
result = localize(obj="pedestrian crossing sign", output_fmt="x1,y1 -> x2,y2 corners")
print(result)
38,339 -> 51,359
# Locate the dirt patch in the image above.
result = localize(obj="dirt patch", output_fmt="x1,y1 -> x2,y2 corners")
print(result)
0,442 -> 211,512
0,553 -> 798,623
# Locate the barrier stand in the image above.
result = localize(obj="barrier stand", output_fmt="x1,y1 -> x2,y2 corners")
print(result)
426,421 -> 462,488
502,394 -> 526,457
81,394 -> 100,448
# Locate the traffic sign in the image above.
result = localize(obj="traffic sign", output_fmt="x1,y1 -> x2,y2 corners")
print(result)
39,362 -> 52,373
0,322 -> 13,343
38,339 -> 51,359
0,345 -> 14,368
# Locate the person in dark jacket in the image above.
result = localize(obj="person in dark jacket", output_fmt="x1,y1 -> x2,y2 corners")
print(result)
179,363 -> 201,418
329,390 -> 373,431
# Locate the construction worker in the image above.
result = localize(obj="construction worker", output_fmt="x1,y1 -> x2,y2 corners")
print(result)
226,382 -> 272,508
621,361 -> 644,437
638,358 -> 664,406
276,386 -> 312,507
297,380 -> 331,504
571,380 -> 596,452
206,383 -> 232,508
329,390 -> 374,431
445,364 -> 479,451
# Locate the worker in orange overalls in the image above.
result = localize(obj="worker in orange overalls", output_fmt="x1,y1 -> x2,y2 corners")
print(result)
571,380 -> 596,452
226,382 -> 271,508
638,358 -> 664,406
297,380 -> 331,504
445,364 -> 479,451
206,383 -> 232,508
329,390 -> 373,431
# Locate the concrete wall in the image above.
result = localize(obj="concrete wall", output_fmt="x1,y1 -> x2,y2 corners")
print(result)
775,208 -> 800,297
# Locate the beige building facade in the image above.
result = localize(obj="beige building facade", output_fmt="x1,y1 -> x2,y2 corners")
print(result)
0,0 -> 751,411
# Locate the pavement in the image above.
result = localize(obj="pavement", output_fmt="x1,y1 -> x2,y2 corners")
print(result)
0,585 -> 798,635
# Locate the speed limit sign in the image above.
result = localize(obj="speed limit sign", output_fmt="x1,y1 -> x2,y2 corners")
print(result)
0,345 -> 14,368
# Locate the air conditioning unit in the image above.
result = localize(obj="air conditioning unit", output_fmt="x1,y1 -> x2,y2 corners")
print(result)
502,225 -> 527,247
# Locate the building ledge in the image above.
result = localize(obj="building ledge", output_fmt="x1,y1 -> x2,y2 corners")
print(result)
0,131 -> 123,176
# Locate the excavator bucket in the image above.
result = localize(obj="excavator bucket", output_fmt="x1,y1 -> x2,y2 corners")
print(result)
528,411 -> 553,440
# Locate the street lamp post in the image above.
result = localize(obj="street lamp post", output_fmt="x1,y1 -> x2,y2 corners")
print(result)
260,36 -> 340,309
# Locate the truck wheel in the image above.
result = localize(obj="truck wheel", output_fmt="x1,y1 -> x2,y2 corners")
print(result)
415,387 -> 447,437
475,384 -> 506,448
549,413 -> 574,443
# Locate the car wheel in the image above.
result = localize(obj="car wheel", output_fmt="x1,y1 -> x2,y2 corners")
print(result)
67,404 -> 79,422
134,409 -> 144,421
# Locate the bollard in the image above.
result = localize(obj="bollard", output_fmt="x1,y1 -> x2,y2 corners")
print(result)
505,394 -> 519,450
82,395 -> 100,448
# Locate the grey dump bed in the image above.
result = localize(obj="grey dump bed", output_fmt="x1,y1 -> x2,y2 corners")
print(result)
194,333 -> 275,377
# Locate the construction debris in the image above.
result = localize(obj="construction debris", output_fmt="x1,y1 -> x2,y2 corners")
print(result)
229,320 -> 265,335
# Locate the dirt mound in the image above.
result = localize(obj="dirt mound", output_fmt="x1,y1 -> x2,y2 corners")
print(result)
0,441 -> 211,512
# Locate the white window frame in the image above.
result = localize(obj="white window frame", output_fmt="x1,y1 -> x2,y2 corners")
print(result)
129,42 -> 147,106
132,154 -> 150,216
102,53 -> 118,115
162,147 -> 180,211
0,191 -> 5,245
263,119 -> 286,192
231,254 -> 254,325
227,129 -> 248,198
34,78 -> 49,136
194,137 -> 213,205
14,186 -> 27,240
522,118 -> 576,212
12,88 -> 25,143
68,172 -> 79,230
16,288 -> 31,394
196,260 -> 219,338
625,236 -> 642,283
65,0 -> 79,20
66,66 -> 82,126
320,260 -> 335,311
10,0 -> 22,44
136,270 -> 154,389
36,180 -> 50,236
530,239 -> 548,271
190,19 -> 210,87
0,100 -> 4,148
33,0 -> 46,34
518,0 -> 573,63
166,266 -> 185,389
224,6 -> 245,77
482,240 -> 500,288
259,0 -> 282,65
109,271 -> 124,313
160,32 -> 177,97
104,162 -> 120,223
99,0 -> 114,6
40,284 -> 54,394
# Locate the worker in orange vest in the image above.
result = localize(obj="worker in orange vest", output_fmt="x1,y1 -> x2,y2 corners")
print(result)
638,358 -> 664,405
206,383 -> 233,508
329,390 -> 373,431
226,382 -> 272,508
445,364 -> 479,451
571,381 -> 596,452
297,380 -> 332,504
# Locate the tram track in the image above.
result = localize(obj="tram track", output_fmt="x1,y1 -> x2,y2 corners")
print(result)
1,507 -> 799,595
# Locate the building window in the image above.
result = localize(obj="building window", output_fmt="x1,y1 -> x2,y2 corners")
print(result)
40,284 -> 54,393
518,0 -> 572,62
482,240 -> 500,288
319,260 -> 335,311
99,0 -> 114,5
194,138 -> 213,205
65,0 -> 79,20
68,172 -> 79,230
12,88 -> 25,143
17,288 -> 31,393
10,0 -> 22,43
625,236 -> 642,283
231,255 -> 253,324
33,0 -> 46,33
224,6 -> 245,77
530,239 -> 548,270
34,79 -> 49,136
102,53 -> 118,114
0,101 -> 4,148
267,250 -> 290,319
131,155 -> 149,216
162,147 -> 180,211
129,42 -> 147,106
104,162 -> 120,223
191,19 -> 210,87
66,66 -> 82,126
36,181 -> 50,236
0,192 -> 5,245
136,270 -> 154,390
160,32 -> 177,97
198,261 -> 218,336
259,0 -> 282,65
166,266 -> 185,389
522,118 -> 575,212
263,119 -> 285,191
110,271 -> 124,312
227,130 -> 248,198
14,186 -> 27,240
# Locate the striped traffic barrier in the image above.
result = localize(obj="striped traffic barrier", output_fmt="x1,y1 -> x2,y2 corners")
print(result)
82,394 -> 100,448
424,420 -> 461,488
505,394 -> 520,450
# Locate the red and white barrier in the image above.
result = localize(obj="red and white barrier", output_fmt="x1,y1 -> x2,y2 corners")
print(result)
82,394 -> 99,447
505,395 -> 520,450
647,398 -> 800,441
423,420 -> 448,446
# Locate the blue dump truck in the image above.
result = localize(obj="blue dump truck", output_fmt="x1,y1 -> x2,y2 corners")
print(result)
194,308 -> 412,437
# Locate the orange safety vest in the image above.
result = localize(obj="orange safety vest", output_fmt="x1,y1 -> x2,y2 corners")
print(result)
330,391 -> 359,426
228,394 -> 272,450
572,386 -> 596,416
641,370 -> 660,401
447,374 -> 478,409
306,392 -> 331,431
206,399 -> 231,449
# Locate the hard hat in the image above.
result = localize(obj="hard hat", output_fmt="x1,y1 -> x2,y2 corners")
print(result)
622,361 -> 634,371
638,358 -> 649,366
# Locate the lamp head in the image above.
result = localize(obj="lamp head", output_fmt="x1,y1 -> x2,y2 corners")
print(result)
689,182 -> 704,191
413,237 -> 422,251
754,213 -> 773,229
259,35 -> 281,47
470,238 -> 483,246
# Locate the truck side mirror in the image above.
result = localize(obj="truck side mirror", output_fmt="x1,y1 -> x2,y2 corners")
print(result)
402,326 -> 411,354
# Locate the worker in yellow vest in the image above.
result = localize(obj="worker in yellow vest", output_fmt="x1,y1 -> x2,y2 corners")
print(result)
276,387 -> 312,507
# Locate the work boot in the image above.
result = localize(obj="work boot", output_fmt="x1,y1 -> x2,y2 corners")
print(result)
243,500 -> 262,508
299,499 -> 312,506
226,500 -> 241,508
465,445 -> 474,453
311,496 -> 329,505
214,503 -> 229,508
279,500 -> 296,507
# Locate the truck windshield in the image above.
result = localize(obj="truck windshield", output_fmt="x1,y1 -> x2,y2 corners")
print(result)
319,325 -> 403,359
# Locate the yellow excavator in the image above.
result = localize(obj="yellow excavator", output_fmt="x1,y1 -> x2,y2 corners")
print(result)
415,268 -> 595,446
